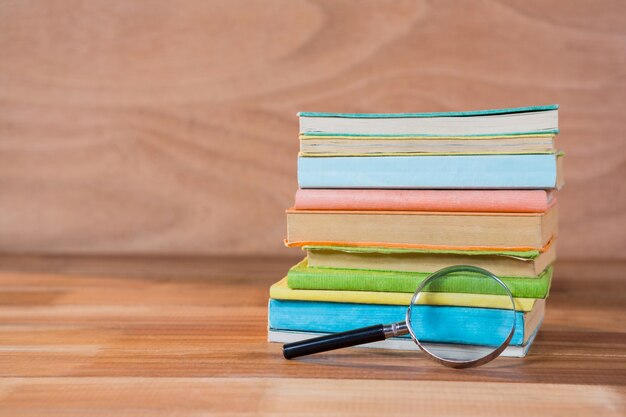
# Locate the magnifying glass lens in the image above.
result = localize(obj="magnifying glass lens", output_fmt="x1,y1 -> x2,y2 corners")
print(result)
407,267 -> 517,364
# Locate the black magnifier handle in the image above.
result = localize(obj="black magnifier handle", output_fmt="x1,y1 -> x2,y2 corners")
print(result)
283,322 -> 408,359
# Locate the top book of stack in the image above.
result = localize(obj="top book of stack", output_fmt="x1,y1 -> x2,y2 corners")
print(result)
297,105 -> 562,190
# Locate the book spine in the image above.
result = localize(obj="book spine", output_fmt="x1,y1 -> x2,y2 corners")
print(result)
268,299 -> 527,346
294,189 -> 550,213
298,154 -> 558,189
286,264 -> 552,299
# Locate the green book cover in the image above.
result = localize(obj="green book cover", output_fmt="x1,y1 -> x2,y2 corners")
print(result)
287,259 -> 553,299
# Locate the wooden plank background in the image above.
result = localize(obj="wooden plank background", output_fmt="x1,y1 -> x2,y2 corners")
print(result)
0,0 -> 625,259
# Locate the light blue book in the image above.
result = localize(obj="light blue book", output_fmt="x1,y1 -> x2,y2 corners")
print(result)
268,299 -> 544,346
298,154 -> 562,189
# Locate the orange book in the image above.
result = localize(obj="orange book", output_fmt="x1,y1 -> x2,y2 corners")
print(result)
285,206 -> 558,252
294,189 -> 555,213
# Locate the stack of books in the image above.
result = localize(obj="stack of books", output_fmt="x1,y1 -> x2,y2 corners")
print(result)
269,105 -> 562,358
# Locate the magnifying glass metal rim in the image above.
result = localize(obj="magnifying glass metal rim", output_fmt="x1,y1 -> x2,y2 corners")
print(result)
405,265 -> 517,369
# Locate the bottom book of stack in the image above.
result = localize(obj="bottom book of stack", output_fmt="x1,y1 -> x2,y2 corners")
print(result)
268,328 -> 539,358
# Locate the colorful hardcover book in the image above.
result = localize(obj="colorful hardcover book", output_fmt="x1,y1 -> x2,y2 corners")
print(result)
305,242 -> 557,277
268,326 -> 541,358
298,153 -> 564,189
299,133 -> 556,156
287,259 -> 553,299
294,189 -> 556,213
299,105 -> 559,136
270,278 -> 538,311
286,207 -> 558,252
268,299 -> 545,346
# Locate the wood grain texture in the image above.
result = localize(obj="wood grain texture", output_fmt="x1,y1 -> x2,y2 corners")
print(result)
0,0 -> 625,258
0,256 -> 624,416
0,379 -> 624,417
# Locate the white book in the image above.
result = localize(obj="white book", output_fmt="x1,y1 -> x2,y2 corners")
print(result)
268,325 -> 541,359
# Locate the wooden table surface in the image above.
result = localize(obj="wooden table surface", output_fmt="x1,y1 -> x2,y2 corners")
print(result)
0,256 -> 624,416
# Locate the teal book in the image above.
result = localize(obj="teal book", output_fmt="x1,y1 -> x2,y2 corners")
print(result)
287,259 -> 553,299
299,105 -> 559,136
268,299 -> 544,346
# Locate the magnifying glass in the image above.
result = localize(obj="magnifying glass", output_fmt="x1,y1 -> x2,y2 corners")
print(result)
282,265 -> 516,369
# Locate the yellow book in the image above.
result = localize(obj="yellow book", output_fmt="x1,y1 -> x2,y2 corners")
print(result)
270,277 -> 538,311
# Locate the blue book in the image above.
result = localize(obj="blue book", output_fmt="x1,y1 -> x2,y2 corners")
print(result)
268,299 -> 544,346
298,154 -> 563,189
